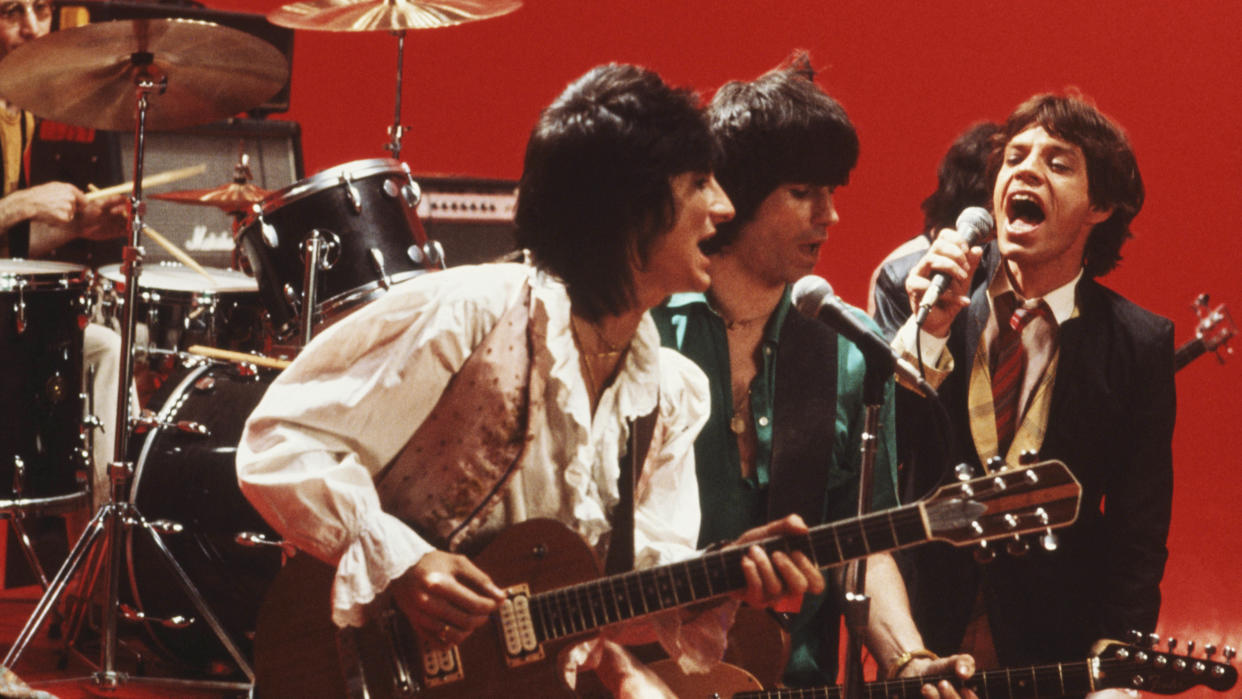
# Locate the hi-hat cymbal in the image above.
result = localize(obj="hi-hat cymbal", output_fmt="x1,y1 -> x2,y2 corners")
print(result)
0,19 -> 289,132
150,182 -> 273,214
268,0 -> 521,32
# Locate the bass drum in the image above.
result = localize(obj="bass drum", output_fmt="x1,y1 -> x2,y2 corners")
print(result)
126,361 -> 283,673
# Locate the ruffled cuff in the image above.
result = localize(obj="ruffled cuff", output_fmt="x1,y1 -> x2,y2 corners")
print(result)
331,510 -> 435,628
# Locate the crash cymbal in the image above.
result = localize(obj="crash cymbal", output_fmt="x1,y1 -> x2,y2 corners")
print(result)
268,0 -> 521,32
150,182 -> 273,214
0,19 -> 289,132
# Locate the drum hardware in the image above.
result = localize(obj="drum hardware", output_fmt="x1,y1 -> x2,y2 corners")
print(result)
0,18 -> 287,693
119,603 -> 192,630
238,158 -> 436,343
131,410 -> 209,437
268,0 -> 521,157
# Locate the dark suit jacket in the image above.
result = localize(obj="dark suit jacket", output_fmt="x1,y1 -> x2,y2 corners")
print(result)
896,256 -> 1176,665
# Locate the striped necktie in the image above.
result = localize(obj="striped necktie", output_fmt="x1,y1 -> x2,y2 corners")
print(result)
991,292 -> 1050,455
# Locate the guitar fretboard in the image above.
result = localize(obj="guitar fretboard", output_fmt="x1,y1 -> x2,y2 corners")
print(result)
736,659 -> 1098,698
528,502 -> 929,642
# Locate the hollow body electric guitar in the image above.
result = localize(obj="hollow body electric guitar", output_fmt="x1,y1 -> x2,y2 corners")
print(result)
650,636 -> 1239,698
253,460 -> 1081,698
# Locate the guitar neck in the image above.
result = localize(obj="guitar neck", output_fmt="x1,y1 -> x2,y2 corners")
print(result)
736,659 -> 1098,698
527,502 -> 928,643
1175,337 -> 1206,372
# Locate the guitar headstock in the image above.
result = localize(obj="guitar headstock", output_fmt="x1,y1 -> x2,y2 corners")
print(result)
1193,294 -> 1236,360
923,459 -> 1081,550
1093,635 -> 1238,694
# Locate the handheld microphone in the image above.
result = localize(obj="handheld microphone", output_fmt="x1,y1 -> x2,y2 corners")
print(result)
912,206 -> 994,327
791,275 -> 936,398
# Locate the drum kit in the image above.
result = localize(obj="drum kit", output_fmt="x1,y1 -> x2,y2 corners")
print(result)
0,0 -> 521,692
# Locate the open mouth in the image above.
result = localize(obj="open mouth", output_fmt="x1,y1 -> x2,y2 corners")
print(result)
1007,193 -> 1046,227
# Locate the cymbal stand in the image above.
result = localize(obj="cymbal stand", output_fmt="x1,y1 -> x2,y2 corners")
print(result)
3,57 -> 254,693
383,30 -> 408,160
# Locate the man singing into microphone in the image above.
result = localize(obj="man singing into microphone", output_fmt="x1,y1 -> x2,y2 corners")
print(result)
653,55 -> 974,695
889,94 -> 1173,691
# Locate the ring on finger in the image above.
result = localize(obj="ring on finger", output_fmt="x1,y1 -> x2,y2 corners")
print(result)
438,622 -> 451,642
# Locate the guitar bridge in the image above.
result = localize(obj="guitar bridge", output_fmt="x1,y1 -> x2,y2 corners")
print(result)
498,584 -> 543,667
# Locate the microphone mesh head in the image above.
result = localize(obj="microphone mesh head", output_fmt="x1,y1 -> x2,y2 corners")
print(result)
792,275 -> 834,316
956,206 -> 995,245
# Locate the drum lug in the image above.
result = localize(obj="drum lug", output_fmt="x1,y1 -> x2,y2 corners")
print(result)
369,248 -> 392,290
340,171 -> 363,214
11,455 -> 25,496
120,603 -> 194,630
396,164 -> 421,209
302,229 -> 341,271
424,239 -> 447,269
82,414 -> 104,432
253,207 -> 279,249
14,280 -> 27,333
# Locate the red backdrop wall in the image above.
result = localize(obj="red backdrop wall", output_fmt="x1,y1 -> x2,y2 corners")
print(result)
210,0 -> 1242,688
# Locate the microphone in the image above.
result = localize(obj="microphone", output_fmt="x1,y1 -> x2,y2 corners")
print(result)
792,275 -> 936,399
912,206 -> 994,327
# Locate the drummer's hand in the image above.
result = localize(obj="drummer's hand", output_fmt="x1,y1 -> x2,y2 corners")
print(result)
78,195 -> 129,241
391,550 -> 507,648
730,514 -> 825,611
9,182 -> 83,225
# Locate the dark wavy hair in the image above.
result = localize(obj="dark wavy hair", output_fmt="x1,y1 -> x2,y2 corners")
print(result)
703,52 -> 858,253
921,121 -> 1000,233
514,64 -> 715,320
989,94 -> 1144,277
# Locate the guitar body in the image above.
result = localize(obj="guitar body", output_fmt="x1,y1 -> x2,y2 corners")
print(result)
649,659 -> 762,698
254,519 -> 603,698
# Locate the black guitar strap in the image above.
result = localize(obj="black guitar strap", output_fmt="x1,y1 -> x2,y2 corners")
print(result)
604,400 -> 658,575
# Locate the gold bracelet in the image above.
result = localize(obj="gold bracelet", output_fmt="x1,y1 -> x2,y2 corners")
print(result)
887,648 -> 939,678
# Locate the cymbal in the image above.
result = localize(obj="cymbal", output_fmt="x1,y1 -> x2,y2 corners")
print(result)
268,0 -> 521,32
0,19 -> 289,132
150,182 -> 272,214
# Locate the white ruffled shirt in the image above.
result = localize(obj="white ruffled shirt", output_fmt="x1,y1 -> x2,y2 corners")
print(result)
236,263 -> 709,629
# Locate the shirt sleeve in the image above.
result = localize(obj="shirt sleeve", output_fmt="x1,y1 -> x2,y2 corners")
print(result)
236,272 -> 510,627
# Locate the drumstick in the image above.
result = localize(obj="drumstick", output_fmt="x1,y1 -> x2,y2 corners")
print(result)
83,163 -> 207,202
86,184 -> 217,284
187,345 -> 291,370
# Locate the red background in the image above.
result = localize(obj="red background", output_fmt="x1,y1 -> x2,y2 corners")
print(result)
209,0 -> 1242,689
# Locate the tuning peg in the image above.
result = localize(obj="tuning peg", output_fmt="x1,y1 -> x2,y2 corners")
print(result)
1167,637 -> 1178,651
974,541 -> 996,563
1018,449 -> 1039,465
1205,644 -> 1217,658
1147,633 -> 1161,648
983,456 -> 1003,474
1187,640 -> 1197,654
1040,530 -> 1059,552
955,463 -> 977,481
1006,536 -> 1029,556
1223,646 -> 1235,662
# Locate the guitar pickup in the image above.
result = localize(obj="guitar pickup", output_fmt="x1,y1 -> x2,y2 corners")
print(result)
498,584 -> 544,667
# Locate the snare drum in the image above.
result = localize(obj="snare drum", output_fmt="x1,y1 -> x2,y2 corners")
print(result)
98,262 -> 268,355
238,158 -> 437,340
0,259 -> 91,504
127,361 -> 282,671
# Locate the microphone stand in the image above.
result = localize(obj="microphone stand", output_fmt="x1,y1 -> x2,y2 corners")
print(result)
840,356 -> 890,699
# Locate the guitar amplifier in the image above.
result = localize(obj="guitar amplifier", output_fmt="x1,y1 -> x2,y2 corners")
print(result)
112,119 -> 305,269
414,174 -> 519,267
